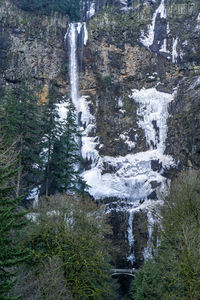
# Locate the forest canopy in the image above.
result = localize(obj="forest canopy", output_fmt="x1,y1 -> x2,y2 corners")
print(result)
14,0 -> 81,20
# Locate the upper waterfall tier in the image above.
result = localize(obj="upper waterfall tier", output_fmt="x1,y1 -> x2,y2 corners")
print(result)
67,22 -> 88,109
68,23 -> 79,106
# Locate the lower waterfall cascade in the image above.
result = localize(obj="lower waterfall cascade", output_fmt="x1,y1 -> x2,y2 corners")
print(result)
66,21 -> 176,266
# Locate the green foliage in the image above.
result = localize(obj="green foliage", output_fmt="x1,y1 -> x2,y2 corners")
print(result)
14,0 -> 81,21
59,99 -> 88,195
131,260 -> 166,300
40,89 -> 63,197
61,63 -> 69,76
0,85 -> 43,196
42,97 -> 88,196
101,75 -> 112,87
0,141 -> 28,299
21,194 -> 118,299
0,85 -> 88,198
132,170 -> 200,300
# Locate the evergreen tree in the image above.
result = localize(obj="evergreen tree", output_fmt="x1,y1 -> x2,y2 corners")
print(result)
41,92 -> 63,197
21,194 -> 118,299
0,85 -> 43,197
0,142 -> 28,299
59,98 -> 88,195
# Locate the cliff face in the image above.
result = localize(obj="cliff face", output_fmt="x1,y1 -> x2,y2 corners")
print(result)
80,0 -> 200,267
0,0 -> 69,99
1,0 -> 200,268
82,0 -> 200,169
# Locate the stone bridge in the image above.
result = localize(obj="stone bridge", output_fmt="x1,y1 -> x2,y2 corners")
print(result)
111,268 -> 136,278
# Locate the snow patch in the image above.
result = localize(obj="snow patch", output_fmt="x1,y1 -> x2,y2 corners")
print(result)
79,96 -> 100,167
131,88 -> 173,153
83,23 -> 88,45
172,37 -> 178,63
56,101 -> 68,121
27,187 -> 40,208
26,212 -> 39,222
120,0 -> 132,11
86,2 -> 95,19
120,133 -> 136,150
196,13 -> 200,30
140,0 -> 166,48
159,39 -> 169,53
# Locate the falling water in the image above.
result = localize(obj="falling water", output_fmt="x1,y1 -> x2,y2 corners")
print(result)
68,23 -> 79,108
67,22 -> 88,110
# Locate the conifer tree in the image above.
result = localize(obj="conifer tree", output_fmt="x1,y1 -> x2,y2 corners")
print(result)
0,142 -> 28,299
59,98 -> 88,195
41,91 -> 63,197
0,85 -> 43,197
22,194 -> 118,299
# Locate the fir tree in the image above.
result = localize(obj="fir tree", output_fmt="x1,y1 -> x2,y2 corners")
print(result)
41,92 -> 63,197
0,142 -> 28,299
0,85 -> 43,197
59,98 -> 88,195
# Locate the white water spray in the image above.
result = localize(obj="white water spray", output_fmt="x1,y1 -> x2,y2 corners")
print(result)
68,23 -> 79,108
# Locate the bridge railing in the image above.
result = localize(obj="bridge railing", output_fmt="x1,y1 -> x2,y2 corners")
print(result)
111,268 -> 136,277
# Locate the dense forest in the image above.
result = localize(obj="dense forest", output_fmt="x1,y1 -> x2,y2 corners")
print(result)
14,0 -> 81,20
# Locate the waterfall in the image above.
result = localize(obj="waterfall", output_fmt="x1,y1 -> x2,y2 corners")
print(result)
140,0 -> 166,48
68,23 -> 79,108
67,18 -> 175,267
67,22 -> 88,109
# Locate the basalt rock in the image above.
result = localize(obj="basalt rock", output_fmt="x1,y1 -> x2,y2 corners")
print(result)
0,0 -> 70,99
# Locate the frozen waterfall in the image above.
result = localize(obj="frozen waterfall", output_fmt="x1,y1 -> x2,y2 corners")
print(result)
67,20 -> 175,266
140,0 -> 166,48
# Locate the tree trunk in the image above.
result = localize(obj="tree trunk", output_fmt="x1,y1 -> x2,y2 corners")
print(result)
16,136 -> 23,197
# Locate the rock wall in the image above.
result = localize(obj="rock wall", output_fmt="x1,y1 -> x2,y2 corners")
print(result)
80,0 -> 200,267
0,0 -> 69,99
